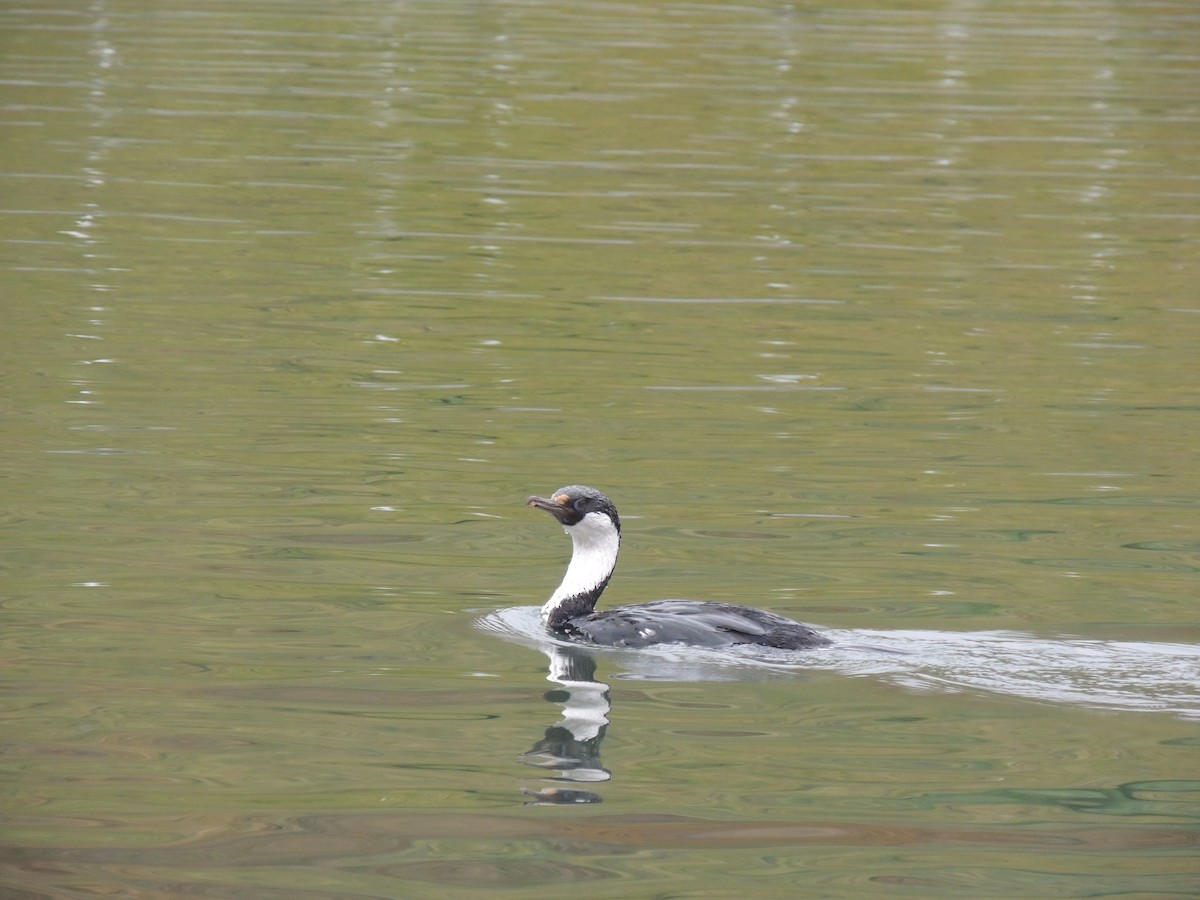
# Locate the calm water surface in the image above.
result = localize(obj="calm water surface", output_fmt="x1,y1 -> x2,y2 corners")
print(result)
2,0 -> 1199,897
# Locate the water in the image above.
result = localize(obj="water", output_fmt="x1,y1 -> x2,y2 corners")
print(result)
3,0 -> 1199,896
482,606 -> 1200,718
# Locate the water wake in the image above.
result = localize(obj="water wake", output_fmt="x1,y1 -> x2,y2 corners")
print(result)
478,606 -> 1200,720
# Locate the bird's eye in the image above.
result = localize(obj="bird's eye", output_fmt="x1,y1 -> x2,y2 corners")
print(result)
573,498 -> 589,511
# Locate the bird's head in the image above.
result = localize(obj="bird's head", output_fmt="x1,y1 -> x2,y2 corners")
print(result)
527,485 -> 621,533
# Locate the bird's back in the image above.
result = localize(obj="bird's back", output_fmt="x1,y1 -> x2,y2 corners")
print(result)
567,600 -> 829,650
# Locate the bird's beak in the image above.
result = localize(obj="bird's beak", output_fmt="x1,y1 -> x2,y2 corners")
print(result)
527,492 -> 573,523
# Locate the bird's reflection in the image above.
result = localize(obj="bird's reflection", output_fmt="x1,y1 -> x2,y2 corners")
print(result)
519,645 -> 610,805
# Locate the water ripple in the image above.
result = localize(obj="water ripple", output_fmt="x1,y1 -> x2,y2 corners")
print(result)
479,606 -> 1200,720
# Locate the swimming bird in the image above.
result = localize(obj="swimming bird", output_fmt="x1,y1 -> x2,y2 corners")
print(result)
527,485 -> 829,650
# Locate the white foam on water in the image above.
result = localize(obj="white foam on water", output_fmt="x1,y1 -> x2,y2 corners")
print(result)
478,606 -> 1200,719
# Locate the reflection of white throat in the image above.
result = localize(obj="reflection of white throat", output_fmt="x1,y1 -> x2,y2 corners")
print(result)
540,512 -> 620,624
547,649 -> 611,745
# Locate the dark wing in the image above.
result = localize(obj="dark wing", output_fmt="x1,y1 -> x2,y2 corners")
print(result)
569,600 -> 828,650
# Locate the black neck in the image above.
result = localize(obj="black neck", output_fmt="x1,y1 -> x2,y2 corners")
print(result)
545,574 -> 612,634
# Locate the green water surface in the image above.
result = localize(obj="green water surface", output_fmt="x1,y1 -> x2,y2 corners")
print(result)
2,0 -> 1198,897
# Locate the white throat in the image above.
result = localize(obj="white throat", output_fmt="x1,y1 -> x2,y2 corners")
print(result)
541,511 -> 620,624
